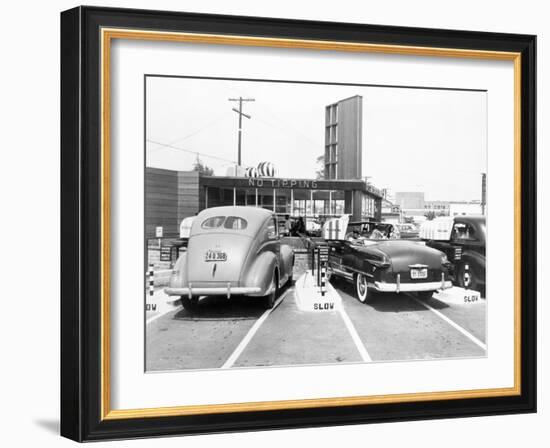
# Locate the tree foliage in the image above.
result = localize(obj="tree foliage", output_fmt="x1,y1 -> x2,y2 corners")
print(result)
424,211 -> 436,221
192,157 -> 214,176
315,154 -> 325,179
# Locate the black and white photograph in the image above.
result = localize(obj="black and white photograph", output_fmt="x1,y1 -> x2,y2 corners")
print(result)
144,75 -> 488,372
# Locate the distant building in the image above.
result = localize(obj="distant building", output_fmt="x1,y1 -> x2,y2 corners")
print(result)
449,200 -> 483,216
424,200 -> 451,216
425,200 -> 483,216
324,95 -> 362,181
394,193 -> 482,218
381,198 -> 401,222
395,192 -> 425,216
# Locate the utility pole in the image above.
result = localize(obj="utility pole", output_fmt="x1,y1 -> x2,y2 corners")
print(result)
228,97 -> 255,167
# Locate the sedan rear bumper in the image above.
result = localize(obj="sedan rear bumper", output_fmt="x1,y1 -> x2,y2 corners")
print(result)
165,285 -> 262,298
374,280 -> 452,293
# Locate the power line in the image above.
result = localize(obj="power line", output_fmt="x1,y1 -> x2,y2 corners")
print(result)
259,105 -> 321,150
146,139 -> 236,164
253,115 -> 321,151
165,113 -> 230,146
222,80 -> 322,150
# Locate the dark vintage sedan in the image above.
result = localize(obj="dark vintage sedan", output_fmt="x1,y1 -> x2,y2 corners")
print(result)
323,217 -> 453,303
165,206 -> 294,311
420,215 -> 486,293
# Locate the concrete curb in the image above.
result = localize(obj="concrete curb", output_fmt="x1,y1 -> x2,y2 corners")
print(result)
294,272 -> 341,312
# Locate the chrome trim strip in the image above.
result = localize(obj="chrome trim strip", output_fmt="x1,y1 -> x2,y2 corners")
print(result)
374,280 -> 453,293
166,286 -> 262,296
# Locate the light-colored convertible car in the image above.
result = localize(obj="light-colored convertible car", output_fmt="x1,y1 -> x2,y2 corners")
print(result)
165,206 -> 294,311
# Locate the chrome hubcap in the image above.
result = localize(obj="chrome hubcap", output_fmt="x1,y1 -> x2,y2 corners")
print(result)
463,271 -> 471,287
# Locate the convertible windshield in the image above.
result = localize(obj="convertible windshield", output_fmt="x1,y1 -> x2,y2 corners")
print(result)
201,216 -> 248,230
345,223 -> 398,241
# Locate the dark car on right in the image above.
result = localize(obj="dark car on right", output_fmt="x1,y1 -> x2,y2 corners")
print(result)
420,215 -> 486,293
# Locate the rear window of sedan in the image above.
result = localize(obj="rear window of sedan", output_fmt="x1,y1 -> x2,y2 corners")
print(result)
201,216 -> 248,230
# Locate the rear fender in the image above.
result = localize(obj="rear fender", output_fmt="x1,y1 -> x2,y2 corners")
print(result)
241,251 -> 277,296
169,252 -> 188,288
460,250 -> 486,273
279,244 -> 294,283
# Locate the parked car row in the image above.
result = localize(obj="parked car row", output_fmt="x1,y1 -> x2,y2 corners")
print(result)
165,206 -> 486,311
323,215 -> 486,302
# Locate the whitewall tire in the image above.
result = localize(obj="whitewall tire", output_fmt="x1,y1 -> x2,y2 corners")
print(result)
355,273 -> 369,303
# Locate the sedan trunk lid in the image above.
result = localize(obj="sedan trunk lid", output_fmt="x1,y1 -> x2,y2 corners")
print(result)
186,233 -> 252,285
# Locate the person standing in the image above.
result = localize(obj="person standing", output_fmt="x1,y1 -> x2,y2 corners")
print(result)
283,215 -> 292,236
293,217 -> 306,236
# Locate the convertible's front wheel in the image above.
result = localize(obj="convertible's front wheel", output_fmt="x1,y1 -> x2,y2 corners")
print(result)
355,273 -> 371,303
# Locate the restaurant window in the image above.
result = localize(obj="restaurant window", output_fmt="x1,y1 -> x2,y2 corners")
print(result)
312,190 -> 330,216
276,190 -> 291,214
331,190 -> 345,215
293,189 -> 308,217
205,186 -> 220,208
235,188 -> 256,206
246,188 -> 257,206
362,195 -> 375,219
258,189 -> 273,211
221,188 -> 234,206
235,188 -> 245,206
206,187 -> 234,207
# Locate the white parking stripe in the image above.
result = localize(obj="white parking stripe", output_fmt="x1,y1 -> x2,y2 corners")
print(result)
339,308 -> 372,362
327,283 -> 372,362
221,290 -> 289,369
411,296 -> 487,351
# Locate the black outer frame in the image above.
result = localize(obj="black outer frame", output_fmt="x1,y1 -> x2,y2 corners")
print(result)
60,6 -> 537,442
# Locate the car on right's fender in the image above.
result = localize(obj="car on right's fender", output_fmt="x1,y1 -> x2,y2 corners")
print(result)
419,215 -> 486,293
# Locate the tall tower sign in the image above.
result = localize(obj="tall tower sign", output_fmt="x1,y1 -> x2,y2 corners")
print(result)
324,95 -> 363,180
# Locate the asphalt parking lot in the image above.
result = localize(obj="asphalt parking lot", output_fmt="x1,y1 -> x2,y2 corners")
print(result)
145,280 -> 486,371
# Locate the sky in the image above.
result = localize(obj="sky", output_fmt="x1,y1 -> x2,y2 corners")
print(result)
146,76 -> 487,202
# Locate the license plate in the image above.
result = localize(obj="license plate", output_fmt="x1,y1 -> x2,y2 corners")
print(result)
410,268 -> 428,279
204,250 -> 227,262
